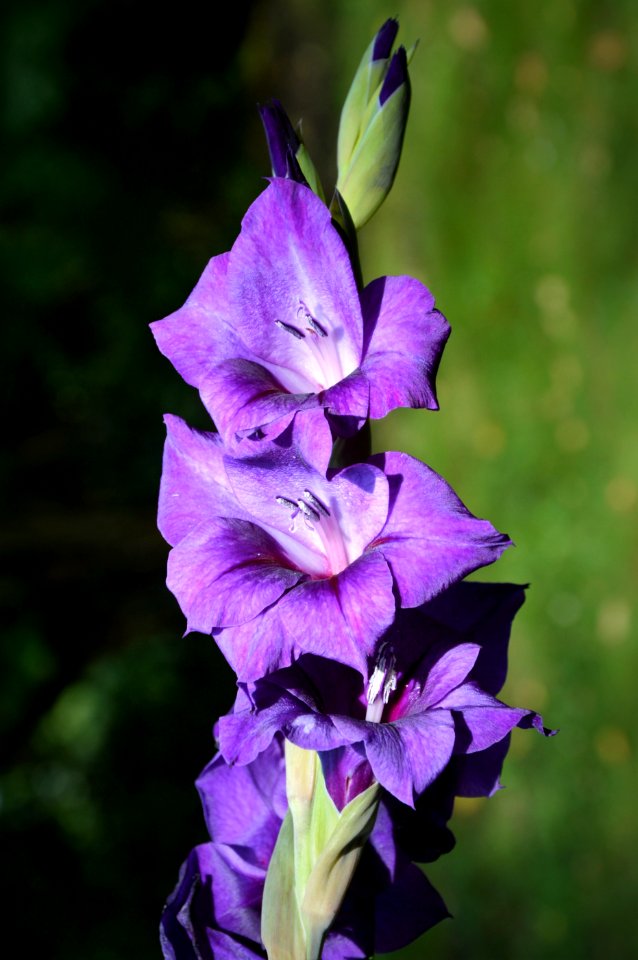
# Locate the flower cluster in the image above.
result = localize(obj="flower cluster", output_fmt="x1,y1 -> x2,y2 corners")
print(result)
154,20 -> 552,960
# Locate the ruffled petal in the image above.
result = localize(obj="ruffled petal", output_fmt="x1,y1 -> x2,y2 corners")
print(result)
332,711 -> 456,806
361,275 -> 450,418
151,254 -> 248,389
370,452 -> 512,607
439,682 -> 549,753
166,517 -> 304,632
200,358 -> 319,443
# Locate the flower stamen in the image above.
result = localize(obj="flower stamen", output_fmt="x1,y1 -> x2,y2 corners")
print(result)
366,642 -> 398,723
303,489 -> 330,516
275,319 -> 305,340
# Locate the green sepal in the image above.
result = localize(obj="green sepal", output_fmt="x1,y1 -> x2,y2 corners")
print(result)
296,142 -> 325,201
261,809 -> 306,960
300,780 -> 380,960
335,77 -> 410,230
337,31 -> 386,174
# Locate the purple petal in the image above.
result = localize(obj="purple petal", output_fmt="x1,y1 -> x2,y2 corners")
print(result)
158,415 -> 242,546
361,276 -> 450,418
440,682 -> 548,753
211,607 -> 290,681
370,804 -> 450,952
272,407 -> 334,474
207,844 -> 264,942
207,932 -> 264,960
332,711 -> 456,806
166,517 -> 304,632
371,452 -> 512,607
151,253 -> 245,389
226,180 -> 363,391
196,743 -> 286,859
321,746 -> 375,811
160,844 -> 266,960
420,643 -> 481,708
200,358 -> 319,443
274,551 -> 397,677
453,737 -> 511,797
221,689 -> 348,766
321,368 -> 370,420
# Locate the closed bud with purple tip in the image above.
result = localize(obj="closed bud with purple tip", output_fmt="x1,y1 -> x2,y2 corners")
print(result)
259,99 -> 325,200
335,19 -> 413,229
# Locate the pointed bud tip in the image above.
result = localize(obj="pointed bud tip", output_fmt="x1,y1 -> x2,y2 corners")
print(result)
372,17 -> 399,61
379,45 -> 409,105
258,99 -> 301,179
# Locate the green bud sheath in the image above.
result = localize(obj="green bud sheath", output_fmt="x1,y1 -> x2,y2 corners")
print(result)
336,77 -> 410,230
261,743 -> 380,960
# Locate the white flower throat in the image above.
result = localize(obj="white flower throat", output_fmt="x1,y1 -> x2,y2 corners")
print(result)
275,487 -> 351,578
273,299 -> 356,391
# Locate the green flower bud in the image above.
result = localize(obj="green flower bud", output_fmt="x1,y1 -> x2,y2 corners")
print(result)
261,742 -> 380,960
335,21 -> 414,229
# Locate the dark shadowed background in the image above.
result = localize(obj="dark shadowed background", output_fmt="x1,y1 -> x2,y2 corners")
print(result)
2,1 -> 636,958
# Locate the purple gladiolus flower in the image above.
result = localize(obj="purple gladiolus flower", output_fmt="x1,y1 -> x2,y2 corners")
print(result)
158,412 -> 512,681
151,178 -> 450,444
219,582 -> 553,807
161,738 -> 449,959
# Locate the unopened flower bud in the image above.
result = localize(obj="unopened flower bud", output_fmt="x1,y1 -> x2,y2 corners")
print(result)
335,20 -> 414,229
259,98 -> 325,200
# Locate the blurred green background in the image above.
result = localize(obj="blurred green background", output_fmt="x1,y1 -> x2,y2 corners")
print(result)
1,0 -> 636,957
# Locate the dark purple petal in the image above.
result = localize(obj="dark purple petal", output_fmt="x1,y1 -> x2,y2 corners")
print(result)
453,736 -> 511,797
200,358 -> 319,443
151,254 -> 245,390
160,844 -> 266,960
226,180 -> 363,390
372,18 -> 399,61
379,46 -> 408,105
196,743 -> 286,863
420,581 -> 527,695
371,452 -> 512,607
166,517 -> 304,632
367,803 -> 450,952
158,415 -> 243,546
361,276 -> 450,418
